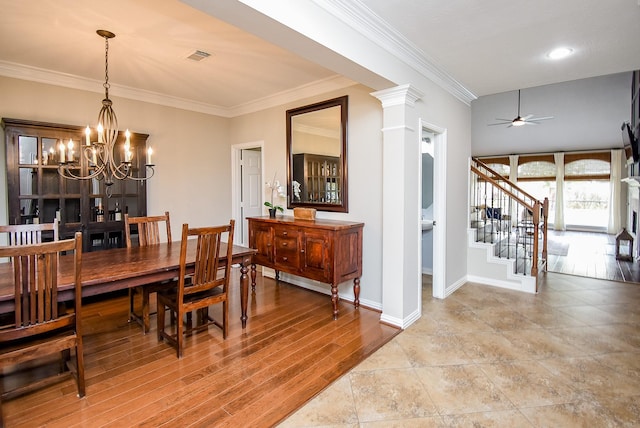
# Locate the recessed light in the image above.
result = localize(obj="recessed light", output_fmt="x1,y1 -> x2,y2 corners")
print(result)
547,47 -> 573,60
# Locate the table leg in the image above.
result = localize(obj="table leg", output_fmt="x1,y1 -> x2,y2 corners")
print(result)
240,262 -> 249,328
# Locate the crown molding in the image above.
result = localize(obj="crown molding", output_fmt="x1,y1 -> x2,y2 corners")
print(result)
311,0 -> 476,105
0,60 -> 356,118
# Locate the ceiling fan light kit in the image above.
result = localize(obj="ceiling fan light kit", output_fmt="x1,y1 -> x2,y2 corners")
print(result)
488,89 -> 553,128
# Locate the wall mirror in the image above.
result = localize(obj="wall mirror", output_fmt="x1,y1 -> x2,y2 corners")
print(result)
286,95 -> 348,212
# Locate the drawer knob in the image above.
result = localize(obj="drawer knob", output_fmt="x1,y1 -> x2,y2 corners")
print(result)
283,231 -> 288,236
283,257 -> 288,261
282,242 -> 288,247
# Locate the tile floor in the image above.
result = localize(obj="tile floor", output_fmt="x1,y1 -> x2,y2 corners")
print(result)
279,273 -> 640,427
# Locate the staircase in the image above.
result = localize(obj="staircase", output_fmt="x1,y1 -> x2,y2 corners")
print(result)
468,158 -> 548,293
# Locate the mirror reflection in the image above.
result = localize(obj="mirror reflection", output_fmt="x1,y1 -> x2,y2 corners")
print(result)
287,96 -> 348,212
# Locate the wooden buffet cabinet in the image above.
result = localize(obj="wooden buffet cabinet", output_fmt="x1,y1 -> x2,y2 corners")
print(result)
247,216 -> 363,319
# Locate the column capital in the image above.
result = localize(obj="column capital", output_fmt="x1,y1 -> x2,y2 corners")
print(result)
371,84 -> 424,108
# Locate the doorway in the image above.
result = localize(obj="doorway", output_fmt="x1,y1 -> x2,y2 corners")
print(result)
419,120 -> 446,303
231,142 -> 264,246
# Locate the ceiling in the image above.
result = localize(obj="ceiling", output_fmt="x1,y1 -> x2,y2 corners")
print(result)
0,0 -> 639,116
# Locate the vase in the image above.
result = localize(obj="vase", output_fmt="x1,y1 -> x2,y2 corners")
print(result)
269,208 -> 277,218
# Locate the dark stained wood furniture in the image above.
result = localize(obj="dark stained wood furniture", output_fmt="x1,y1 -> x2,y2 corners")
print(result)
2,118 -> 149,252
248,216 -> 363,319
124,211 -> 172,333
157,221 -> 235,357
0,233 -> 84,425
0,219 -> 59,245
0,241 -> 257,328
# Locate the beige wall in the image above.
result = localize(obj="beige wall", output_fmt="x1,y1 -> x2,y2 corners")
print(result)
0,76 -> 232,232
230,84 -> 385,305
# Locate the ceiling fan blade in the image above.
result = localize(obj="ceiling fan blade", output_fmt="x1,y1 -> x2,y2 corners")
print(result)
528,116 -> 554,121
488,122 -> 510,126
521,114 -> 533,120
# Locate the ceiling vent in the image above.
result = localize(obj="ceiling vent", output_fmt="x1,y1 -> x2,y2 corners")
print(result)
187,50 -> 211,61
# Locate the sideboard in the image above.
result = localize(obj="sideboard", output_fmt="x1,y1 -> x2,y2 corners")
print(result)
247,216 -> 363,319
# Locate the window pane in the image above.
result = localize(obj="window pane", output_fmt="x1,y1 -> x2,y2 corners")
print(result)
565,159 -> 609,176
564,180 -> 609,229
518,161 -> 555,178
486,163 -> 509,177
517,181 -> 556,225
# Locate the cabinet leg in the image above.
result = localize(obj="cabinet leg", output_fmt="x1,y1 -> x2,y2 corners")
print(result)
275,270 -> 280,282
331,284 -> 339,320
353,278 -> 360,309
251,263 -> 257,292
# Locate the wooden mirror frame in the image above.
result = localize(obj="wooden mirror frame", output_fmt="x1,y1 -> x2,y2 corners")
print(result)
286,95 -> 348,212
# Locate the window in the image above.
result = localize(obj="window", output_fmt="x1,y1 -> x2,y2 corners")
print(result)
563,155 -> 610,229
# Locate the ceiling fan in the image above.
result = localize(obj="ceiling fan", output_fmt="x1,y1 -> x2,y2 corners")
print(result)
488,90 -> 553,127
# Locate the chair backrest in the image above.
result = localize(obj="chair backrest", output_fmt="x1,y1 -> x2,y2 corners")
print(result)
0,219 -> 59,246
0,231 -> 82,343
124,211 -> 171,247
177,220 -> 235,301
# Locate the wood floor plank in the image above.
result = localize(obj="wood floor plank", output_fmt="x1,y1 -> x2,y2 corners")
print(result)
1,270 -> 400,427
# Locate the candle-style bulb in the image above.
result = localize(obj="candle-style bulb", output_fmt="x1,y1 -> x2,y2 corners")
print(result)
85,126 -> 91,146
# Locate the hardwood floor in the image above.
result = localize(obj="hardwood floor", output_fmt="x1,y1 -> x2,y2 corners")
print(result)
1,268 -> 399,427
546,230 -> 640,283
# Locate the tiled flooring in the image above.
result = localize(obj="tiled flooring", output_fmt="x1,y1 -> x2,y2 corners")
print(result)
279,273 -> 640,427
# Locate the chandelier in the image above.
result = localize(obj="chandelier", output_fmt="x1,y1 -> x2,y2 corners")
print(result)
57,30 -> 154,197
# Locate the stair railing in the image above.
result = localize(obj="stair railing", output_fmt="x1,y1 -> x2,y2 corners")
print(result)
470,158 -> 548,285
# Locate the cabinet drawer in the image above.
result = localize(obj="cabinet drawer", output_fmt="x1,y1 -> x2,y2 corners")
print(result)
274,233 -> 300,270
273,226 -> 300,240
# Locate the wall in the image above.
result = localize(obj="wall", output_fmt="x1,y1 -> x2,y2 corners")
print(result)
471,73 -> 631,156
230,84 -> 385,306
0,76 -> 232,234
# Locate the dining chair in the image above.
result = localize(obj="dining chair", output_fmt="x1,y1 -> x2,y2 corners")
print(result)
157,220 -> 235,358
0,219 -> 59,245
0,232 -> 84,425
124,211 -> 172,334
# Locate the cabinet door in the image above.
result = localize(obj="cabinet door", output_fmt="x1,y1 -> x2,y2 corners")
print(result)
249,221 -> 274,266
301,229 -> 331,282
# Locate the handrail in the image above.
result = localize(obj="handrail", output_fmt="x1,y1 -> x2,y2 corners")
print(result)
470,158 -> 548,290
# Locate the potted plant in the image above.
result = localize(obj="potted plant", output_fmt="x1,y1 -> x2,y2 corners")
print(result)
265,173 -> 286,218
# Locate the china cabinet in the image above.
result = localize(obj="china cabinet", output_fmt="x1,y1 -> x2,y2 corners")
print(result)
3,118 -> 148,252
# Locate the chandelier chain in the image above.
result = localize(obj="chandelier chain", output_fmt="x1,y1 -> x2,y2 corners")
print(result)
103,36 -> 110,98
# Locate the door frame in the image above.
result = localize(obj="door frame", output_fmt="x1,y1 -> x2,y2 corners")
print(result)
231,141 -> 264,246
419,119 -> 446,302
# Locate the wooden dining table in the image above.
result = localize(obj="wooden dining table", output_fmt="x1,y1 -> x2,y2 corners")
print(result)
0,241 -> 257,328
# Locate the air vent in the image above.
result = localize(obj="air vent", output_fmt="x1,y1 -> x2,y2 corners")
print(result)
186,50 -> 211,61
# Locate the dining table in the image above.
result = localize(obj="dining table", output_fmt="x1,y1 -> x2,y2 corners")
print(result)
0,241 -> 257,328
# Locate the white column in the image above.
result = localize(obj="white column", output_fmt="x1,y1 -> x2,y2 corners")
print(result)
371,84 -> 424,328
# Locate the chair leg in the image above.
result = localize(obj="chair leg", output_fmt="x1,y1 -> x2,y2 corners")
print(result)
157,298 -> 166,342
128,287 -> 136,322
223,299 -> 228,339
142,288 -> 151,334
75,341 -> 85,398
177,309 -> 183,358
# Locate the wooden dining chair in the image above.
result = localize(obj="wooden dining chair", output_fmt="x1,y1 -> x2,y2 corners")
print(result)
124,211 -> 172,334
157,220 -> 235,358
0,219 -> 59,245
0,232 -> 84,425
